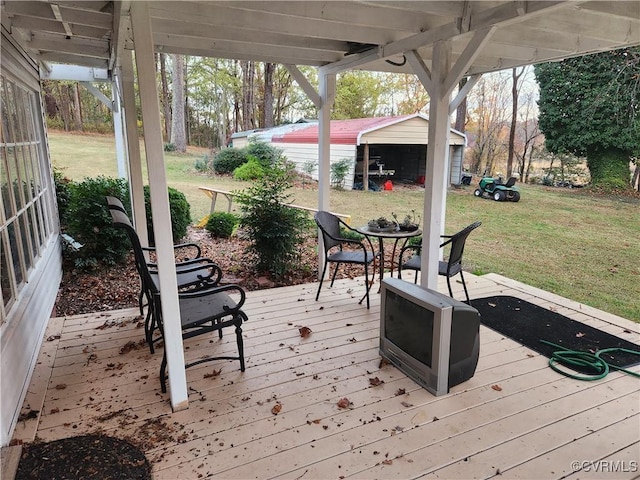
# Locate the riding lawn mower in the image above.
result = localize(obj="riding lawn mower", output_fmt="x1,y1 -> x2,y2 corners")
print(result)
474,176 -> 521,202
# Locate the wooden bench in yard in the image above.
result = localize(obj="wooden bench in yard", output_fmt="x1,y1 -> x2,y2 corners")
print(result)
198,186 -> 351,224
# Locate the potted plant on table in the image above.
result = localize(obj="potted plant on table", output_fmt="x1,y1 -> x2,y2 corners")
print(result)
367,216 -> 398,232
393,210 -> 420,232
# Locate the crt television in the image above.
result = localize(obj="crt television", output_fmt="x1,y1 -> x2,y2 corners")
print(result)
379,278 -> 480,396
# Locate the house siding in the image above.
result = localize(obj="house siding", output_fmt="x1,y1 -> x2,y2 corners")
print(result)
0,32 -> 62,446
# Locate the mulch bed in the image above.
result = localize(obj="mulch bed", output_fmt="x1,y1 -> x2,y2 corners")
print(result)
54,226 -> 390,317
15,434 -> 151,480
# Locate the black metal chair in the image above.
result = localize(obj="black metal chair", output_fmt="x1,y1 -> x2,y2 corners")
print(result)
109,207 -> 247,393
398,221 -> 481,304
314,211 -> 379,309
106,196 -> 222,318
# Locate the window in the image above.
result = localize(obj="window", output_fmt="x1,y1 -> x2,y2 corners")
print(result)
0,74 -> 54,324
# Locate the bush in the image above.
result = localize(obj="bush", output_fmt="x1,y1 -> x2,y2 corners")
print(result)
236,161 -> 311,279
213,147 -> 247,174
53,167 -> 72,228
233,156 -> 265,180
194,154 -> 211,172
331,158 -> 352,189
144,185 -> 191,245
65,176 -> 130,269
164,143 -> 176,152
245,141 -> 284,167
205,212 -> 239,238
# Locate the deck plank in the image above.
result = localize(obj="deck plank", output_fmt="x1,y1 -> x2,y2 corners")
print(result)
12,274 -> 640,479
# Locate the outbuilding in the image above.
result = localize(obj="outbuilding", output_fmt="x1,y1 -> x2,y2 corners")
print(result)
270,114 -> 466,190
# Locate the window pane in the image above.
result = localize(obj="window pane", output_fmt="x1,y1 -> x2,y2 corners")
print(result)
34,197 -> 48,241
27,205 -> 39,256
4,146 -> 19,213
1,233 -> 14,310
6,222 -> 23,284
30,145 -> 43,193
1,80 -> 14,144
1,147 -> 11,219
19,215 -> 32,271
19,146 -> 33,203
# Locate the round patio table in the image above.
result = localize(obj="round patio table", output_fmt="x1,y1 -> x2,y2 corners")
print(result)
355,226 -> 422,285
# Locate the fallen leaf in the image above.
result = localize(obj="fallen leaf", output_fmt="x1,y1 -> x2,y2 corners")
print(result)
401,401 -> 413,408
55,384 -> 67,390
382,459 -> 393,465
491,384 -> 503,391
576,332 -> 585,338
337,398 -> 351,409
395,388 -> 406,396
203,368 -> 222,379
488,302 -> 497,308
369,377 -> 384,387
271,402 -> 282,415
299,326 -> 312,338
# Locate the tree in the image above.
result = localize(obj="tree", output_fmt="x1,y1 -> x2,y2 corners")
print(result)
506,67 -> 525,178
333,71 -> 384,119
263,63 -> 275,128
159,53 -> 171,141
170,54 -> 186,152
535,48 -> 640,190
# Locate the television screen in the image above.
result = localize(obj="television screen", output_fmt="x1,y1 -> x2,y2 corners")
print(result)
379,278 -> 480,396
384,289 -> 434,367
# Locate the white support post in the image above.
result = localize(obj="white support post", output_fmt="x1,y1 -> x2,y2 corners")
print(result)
419,41 -> 451,290
316,69 -> 335,279
120,50 -> 149,251
130,1 -> 188,410
112,81 -> 127,178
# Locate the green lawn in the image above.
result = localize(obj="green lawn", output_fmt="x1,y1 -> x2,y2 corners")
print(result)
49,131 -> 640,321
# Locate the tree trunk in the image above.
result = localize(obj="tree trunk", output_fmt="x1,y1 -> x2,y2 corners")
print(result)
170,54 -> 187,152
42,81 -> 58,119
72,83 -> 83,131
507,68 -> 524,178
241,60 -> 255,130
455,77 -> 467,133
159,53 -> 171,141
263,63 -> 275,128
56,83 -> 71,131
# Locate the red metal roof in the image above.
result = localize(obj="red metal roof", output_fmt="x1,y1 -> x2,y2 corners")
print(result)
271,115 -> 416,144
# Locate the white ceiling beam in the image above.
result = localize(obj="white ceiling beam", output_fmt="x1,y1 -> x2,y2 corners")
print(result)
151,18 -> 348,53
7,14 -> 109,37
149,2 -> 404,46
443,27 -> 496,98
406,50 -> 433,95
154,34 -> 340,64
40,64 -> 109,81
50,3 -> 73,36
225,1 -> 437,33
449,74 -> 482,114
80,81 -> 113,111
284,65 -> 321,109
38,52 -> 108,68
28,36 -> 109,59
2,1 -> 113,29
360,1 -> 465,18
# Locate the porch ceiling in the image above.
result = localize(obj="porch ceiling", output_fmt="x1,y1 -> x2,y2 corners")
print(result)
2,1 -> 639,75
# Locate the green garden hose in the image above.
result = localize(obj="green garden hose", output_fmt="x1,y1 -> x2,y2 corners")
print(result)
540,340 -> 640,381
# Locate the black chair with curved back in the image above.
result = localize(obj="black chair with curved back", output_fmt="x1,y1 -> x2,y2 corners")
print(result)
398,221 -> 481,304
106,196 -> 222,319
314,211 -> 380,309
108,207 -> 247,393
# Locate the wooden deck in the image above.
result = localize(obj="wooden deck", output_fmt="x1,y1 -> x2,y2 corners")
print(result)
13,274 -> 640,479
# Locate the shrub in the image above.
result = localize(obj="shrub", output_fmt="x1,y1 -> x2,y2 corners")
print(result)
331,158 -> 352,189
194,154 -> 211,172
339,227 -> 363,242
213,147 -> 247,174
205,212 -> 239,238
236,161 -> 311,279
233,156 -> 265,180
65,176 -> 130,269
245,141 -> 284,167
164,142 -> 176,152
143,185 -> 191,245
53,167 -> 72,228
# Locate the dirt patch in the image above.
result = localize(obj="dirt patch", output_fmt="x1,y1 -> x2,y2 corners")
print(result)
15,434 -> 151,480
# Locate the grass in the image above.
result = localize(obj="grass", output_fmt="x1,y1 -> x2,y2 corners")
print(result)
49,131 -> 640,321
